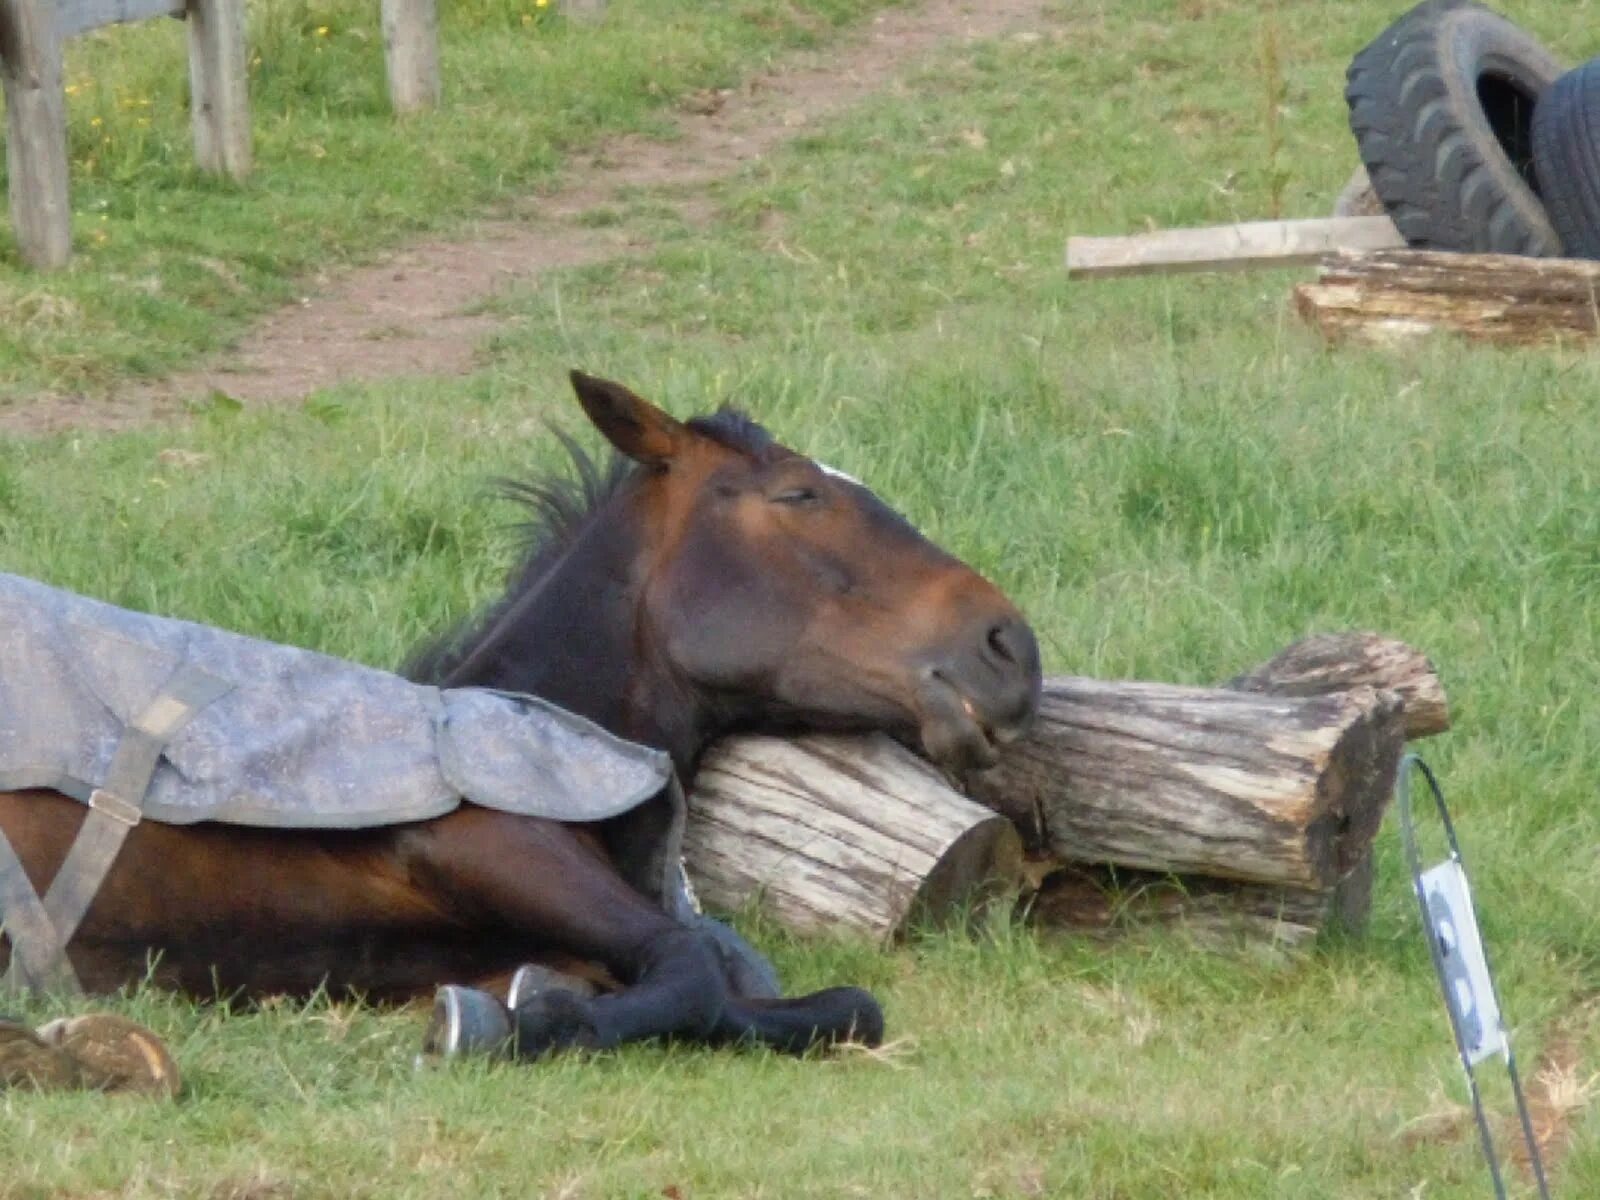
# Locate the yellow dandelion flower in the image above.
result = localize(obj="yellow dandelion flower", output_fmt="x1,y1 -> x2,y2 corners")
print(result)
315,24 -> 329,35
89,116 -> 102,126
536,0 -> 548,7
65,84 -> 81,95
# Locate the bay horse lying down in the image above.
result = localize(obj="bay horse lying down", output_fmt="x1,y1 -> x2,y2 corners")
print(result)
0,372 -> 1041,1059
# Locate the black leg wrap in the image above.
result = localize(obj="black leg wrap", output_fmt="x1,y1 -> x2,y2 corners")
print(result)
717,986 -> 885,1054
510,989 -> 600,1060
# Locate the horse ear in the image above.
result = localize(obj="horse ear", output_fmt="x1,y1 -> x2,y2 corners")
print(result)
569,370 -> 691,468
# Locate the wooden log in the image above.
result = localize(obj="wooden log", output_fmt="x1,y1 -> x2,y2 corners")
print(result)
684,635 -> 1440,942
1295,249 -> 1600,347
1066,216 -> 1403,279
0,0 -> 71,269
964,680 -> 1405,890
682,733 -> 1022,943
380,0 -> 440,114
1228,631 -> 1449,740
186,0 -> 251,179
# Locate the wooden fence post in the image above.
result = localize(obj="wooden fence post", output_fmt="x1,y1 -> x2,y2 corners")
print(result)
0,0 -> 71,268
186,0 -> 251,179
380,0 -> 439,113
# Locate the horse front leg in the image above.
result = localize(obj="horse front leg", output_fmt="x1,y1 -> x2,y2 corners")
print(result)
405,807 -> 882,1058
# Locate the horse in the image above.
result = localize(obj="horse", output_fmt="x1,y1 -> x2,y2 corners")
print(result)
0,371 -> 1042,1058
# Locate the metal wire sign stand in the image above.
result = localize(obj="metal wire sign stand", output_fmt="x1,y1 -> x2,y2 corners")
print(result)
1396,753 -> 1551,1199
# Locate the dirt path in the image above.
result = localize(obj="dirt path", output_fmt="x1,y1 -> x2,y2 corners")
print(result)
23,0 -> 1055,435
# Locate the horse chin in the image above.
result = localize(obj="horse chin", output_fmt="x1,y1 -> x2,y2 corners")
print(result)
914,680 -> 1000,772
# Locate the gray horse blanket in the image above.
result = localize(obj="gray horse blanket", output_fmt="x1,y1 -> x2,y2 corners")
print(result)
0,572 -> 673,829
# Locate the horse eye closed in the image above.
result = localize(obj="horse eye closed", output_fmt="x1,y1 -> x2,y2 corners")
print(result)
772,487 -> 820,506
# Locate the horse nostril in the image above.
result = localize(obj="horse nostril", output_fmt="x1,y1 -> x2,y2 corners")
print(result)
986,621 -> 1017,665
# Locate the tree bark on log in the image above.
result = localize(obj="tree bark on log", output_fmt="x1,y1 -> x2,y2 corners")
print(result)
1294,249 -> 1600,347
1227,631 -> 1449,739
964,680 -> 1405,890
683,733 -> 1020,943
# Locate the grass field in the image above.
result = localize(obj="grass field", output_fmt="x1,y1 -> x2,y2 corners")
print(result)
3,0 -> 1600,1196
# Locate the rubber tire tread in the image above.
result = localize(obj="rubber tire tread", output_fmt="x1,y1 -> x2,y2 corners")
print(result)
1345,0 -> 1562,255
1531,57 -> 1600,258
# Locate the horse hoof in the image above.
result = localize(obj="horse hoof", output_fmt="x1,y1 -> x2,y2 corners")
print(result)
423,986 -> 513,1059
0,1018 -> 85,1091
35,1014 -> 181,1098
511,988 -> 598,1059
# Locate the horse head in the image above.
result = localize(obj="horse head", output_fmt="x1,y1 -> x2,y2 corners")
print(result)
565,371 -> 1042,771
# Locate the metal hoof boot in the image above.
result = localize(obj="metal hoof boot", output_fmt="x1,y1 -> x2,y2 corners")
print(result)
422,985 -> 514,1060
506,963 -> 597,1010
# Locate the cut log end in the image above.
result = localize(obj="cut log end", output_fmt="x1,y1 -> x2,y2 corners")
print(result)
684,733 -> 1022,943
909,814 -> 1023,928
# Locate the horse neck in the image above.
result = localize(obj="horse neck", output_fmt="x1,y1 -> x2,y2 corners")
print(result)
443,488 -> 711,776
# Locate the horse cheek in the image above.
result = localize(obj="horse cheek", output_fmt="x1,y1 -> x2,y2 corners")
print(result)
654,569 -> 804,691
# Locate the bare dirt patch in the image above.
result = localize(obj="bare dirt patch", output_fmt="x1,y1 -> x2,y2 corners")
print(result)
14,0 -> 1057,435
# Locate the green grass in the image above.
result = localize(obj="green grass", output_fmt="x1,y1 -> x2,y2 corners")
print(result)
5,0 -> 1600,1196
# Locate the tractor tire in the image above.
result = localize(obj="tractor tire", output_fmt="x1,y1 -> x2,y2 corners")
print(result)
1532,57 -> 1600,259
1345,0 -> 1563,255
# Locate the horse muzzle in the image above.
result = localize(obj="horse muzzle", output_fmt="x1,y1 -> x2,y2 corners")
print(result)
914,612 -> 1042,770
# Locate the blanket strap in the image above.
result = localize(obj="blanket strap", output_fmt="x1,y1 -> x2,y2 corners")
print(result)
0,666 -> 231,995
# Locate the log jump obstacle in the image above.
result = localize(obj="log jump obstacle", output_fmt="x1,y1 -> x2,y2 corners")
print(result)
686,633 -> 1448,947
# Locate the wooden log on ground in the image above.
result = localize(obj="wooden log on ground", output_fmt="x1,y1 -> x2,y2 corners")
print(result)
1016,632 -> 1445,939
964,680 -> 1406,890
1295,249 -> 1600,347
1066,216 -> 1403,279
683,733 -> 1021,943
685,634 -> 1444,942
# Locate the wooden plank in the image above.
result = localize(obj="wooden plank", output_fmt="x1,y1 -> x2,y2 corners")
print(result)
185,0 -> 250,179
54,0 -> 183,39
0,0 -> 72,269
1066,215 -> 1404,279
380,0 -> 440,114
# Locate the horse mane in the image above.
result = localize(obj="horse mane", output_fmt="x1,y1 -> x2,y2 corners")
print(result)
404,407 -> 775,685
